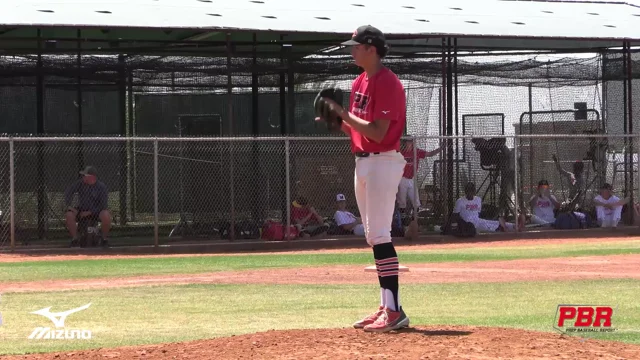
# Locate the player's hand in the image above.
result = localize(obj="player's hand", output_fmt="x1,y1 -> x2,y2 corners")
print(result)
314,97 -> 344,122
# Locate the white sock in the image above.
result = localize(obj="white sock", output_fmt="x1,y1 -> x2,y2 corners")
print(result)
380,288 -> 385,307
384,289 -> 399,311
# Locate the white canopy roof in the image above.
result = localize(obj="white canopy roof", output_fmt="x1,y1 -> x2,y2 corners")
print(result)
0,0 -> 638,41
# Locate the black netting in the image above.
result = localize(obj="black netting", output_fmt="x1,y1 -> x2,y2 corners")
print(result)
0,47 -> 639,245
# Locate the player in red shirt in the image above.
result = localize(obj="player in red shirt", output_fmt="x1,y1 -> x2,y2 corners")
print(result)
397,139 -> 443,215
317,25 -> 409,332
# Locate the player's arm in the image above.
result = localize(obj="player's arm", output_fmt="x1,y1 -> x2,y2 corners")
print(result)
335,212 -> 356,231
550,195 -> 562,209
340,121 -> 352,136
592,195 -> 607,207
64,180 -> 81,210
424,147 -> 443,157
338,111 -> 390,144
94,183 -> 109,215
529,195 -> 538,210
552,155 -> 572,179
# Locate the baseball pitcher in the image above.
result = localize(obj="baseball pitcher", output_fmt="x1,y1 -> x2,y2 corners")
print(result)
314,25 -> 409,332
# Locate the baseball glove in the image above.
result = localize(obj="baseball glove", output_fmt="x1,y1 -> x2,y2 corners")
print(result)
314,88 -> 344,133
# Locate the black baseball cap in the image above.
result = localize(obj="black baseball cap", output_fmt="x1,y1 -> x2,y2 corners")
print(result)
342,25 -> 388,50
600,183 -> 612,190
538,180 -> 549,187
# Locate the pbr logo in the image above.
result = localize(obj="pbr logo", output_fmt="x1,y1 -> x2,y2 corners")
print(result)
553,304 -> 617,334
28,303 -> 92,340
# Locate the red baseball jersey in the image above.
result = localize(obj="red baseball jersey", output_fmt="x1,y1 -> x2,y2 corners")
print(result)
401,149 -> 427,179
344,67 -> 406,153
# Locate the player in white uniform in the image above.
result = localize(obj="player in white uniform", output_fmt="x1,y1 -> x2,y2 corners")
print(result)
593,183 -> 628,228
454,183 -> 519,232
529,180 -> 561,226
334,194 -> 365,236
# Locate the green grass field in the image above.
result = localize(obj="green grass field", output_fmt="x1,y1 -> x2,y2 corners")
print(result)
2,239 -> 639,283
0,239 -> 639,356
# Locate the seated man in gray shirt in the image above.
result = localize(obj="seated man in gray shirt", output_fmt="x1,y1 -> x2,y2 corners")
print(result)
64,166 -> 111,247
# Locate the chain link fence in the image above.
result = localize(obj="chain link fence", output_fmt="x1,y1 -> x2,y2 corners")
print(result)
0,133 -> 638,249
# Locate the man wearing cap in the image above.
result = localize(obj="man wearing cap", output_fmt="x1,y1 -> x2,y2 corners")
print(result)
593,183 -> 628,228
529,179 -> 561,226
290,196 -> 330,239
316,25 -> 409,332
64,166 -> 111,247
334,194 -> 365,236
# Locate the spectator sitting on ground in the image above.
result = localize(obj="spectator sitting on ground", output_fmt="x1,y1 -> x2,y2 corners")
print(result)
291,196 -> 329,239
593,183 -> 629,228
454,182 -> 524,233
529,179 -> 561,227
334,193 -> 365,236
64,166 -> 111,247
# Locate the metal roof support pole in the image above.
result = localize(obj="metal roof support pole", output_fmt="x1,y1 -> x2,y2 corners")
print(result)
440,37 -> 447,220
446,37 -> 454,221
625,40 -> 635,223
286,41 -> 295,239
279,35 -> 287,134
454,37 -> 460,201
528,83 -> 533,203
250,33 -> 261,235
279,34 -> 289,237
76,29 -> 84,172
118,54 -> 128,226
622,41 -> 630,224
287,45 -> 295,135
251,33 -> 259,135
36,29 -> 46,241
226,32 -> 236,241
127,69 -> 136,222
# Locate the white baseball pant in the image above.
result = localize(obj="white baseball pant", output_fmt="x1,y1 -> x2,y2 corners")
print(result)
396,177 -> 420,209
530,215 -> 555,226
596,207 -> 621,228
471,218 -> 516,233
352,223 -> 366,236
354,150 -> 406,247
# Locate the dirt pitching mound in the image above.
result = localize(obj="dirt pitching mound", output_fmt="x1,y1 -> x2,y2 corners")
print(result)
3,326 -> 639,360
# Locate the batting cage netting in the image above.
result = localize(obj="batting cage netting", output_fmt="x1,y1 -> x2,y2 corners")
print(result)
0,48 -> 637,246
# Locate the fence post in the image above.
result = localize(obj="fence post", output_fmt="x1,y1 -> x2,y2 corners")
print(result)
637,135 -> 640,225
9,139 -> 15,250
153,139 -> 159,247
285,138 -> 291,240
412,135 -> 418,222
513,135 -> 520,233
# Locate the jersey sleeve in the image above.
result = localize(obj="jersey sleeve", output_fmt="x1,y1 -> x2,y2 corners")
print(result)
372,74 -> 405,122
417,149 -> 428,159
334,211 -> 350,226
453,198 -> 463,214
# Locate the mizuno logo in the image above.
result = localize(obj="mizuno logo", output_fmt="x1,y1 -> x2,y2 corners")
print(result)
31,303 -> 91,328
28,303 -> 93,340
